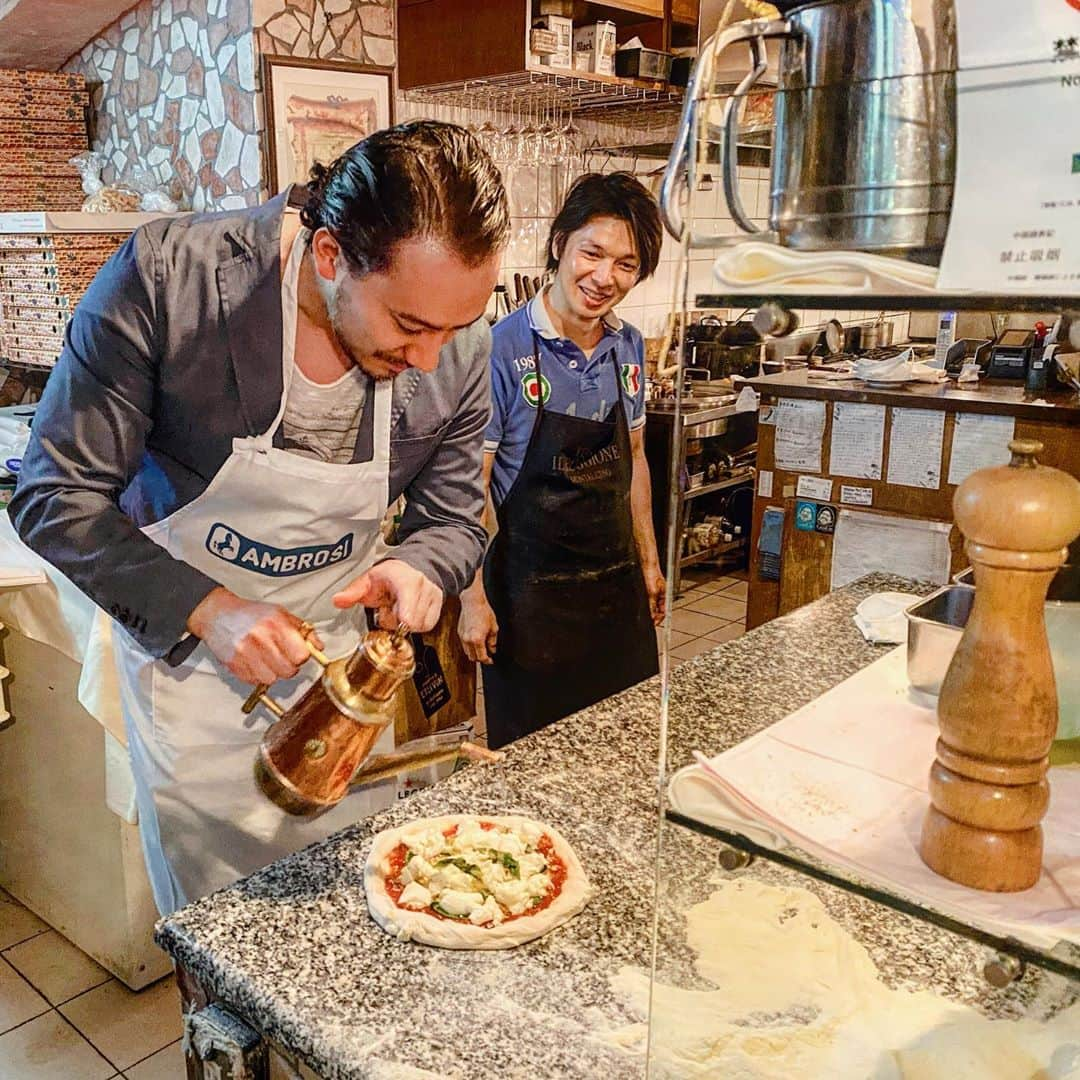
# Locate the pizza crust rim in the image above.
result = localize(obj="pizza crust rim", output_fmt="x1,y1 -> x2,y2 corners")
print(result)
364,814 -> 591,949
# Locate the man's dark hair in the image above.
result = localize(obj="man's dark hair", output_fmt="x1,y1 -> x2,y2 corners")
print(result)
301,120 -> 510,275
545,171 -> 662,280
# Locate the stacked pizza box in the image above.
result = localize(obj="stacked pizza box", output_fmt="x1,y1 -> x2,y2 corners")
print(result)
0,68 -> 89,213
0,69 -> 96,368
0,232 -> 128,368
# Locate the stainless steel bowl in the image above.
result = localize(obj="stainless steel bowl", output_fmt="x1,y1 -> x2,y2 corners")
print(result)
904,586 -> 975,696
908,577 -> 1080,740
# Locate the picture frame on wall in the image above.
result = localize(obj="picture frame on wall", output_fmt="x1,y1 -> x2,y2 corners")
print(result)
262,55 -> 394,194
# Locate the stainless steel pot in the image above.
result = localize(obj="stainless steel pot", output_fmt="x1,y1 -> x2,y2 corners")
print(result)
662,0 -> 958,259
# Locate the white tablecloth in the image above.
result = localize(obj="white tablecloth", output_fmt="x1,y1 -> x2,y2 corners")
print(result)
673,647 -> 1080,951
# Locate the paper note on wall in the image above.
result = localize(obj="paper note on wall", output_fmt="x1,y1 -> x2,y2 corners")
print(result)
887,408 -> 946,489
831,511 -> 952,591
774,399 -> 826,473
947,413 -> 1016,486
953,0 -> 1080,66
828,402 -> 885,480
937,3 -> 1080,293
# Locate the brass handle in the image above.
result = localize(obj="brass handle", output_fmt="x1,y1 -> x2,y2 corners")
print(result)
239,622 -> 330,718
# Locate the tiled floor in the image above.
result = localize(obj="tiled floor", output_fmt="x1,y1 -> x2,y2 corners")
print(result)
0,890 -> 183,1079
0,568 -> 744,1078
667,568 -> 748,662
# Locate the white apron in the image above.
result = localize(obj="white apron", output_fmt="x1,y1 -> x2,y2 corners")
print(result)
115,230 -> 397,914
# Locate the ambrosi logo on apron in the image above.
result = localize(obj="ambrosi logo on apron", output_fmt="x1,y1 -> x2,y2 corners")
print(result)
205,523 -> 354,577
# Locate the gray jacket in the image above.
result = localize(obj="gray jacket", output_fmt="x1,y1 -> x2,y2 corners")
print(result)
10,190 -> 491,661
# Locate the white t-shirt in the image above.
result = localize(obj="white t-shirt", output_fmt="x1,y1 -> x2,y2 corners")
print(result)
282,363 -> 368,464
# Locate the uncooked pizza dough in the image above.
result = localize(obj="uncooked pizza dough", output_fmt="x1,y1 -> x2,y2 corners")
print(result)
602,879 -> 1080,1078
364,814 -> 591,949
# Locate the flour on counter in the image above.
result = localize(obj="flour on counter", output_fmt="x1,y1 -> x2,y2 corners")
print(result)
600,880 -> 1080,1078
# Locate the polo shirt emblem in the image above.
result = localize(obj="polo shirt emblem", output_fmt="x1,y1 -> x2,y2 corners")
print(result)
520,371 -> 552,408
620,363 -> 642,396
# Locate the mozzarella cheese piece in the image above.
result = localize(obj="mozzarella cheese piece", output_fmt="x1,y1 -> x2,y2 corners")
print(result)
392,820 -> 557,925
469,895 -> 504,926
398,882 -> 432,910
436,889 -> 482,917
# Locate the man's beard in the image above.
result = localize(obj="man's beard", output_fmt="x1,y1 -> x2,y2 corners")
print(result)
325,286 -> 397,380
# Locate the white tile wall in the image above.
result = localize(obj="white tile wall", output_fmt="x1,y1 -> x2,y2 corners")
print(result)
492,160 -> 897,341
494,157 -> 765,337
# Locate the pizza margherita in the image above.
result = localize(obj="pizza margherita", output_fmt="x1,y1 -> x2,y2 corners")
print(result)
364,815 -> 591,949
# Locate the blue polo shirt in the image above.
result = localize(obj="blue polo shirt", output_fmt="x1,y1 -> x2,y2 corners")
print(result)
484,291 -> 647,508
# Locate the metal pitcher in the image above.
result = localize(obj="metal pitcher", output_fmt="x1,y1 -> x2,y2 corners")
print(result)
242,623 -> 499,817
662,0 -> 958,260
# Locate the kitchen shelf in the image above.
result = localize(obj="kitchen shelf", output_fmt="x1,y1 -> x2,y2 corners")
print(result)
404,68 -> 683,128
696,292 -> 1080,313
667,809 -> 1080,984
680,537 -> 746,568
684,469 -> 754,501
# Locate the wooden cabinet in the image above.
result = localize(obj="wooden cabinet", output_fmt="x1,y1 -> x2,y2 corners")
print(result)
672,0 -> 700,25
398,0 -> 696,90
596,0 -> 664,15
744,371 -> 1080,630
399,0 -> 530,89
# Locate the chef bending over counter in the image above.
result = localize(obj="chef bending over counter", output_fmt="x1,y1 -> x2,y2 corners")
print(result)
9,120 -> 510,915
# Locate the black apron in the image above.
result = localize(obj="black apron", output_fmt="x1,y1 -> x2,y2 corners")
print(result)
482,339 -> 659,749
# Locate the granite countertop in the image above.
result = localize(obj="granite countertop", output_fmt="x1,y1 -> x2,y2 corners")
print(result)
156,575 -> 1078,1079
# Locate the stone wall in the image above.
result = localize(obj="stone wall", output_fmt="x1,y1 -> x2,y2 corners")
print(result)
253,0 -> 394,67
64,0 -> 261,211
64,0 -> 395,211
251,0 -> 396,199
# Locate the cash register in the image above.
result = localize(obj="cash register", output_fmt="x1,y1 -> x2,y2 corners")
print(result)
985,327 -> 1038,380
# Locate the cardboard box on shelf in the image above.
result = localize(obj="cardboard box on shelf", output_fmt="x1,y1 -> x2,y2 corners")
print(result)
573,21 -> 616,76
534,14 -> 572,69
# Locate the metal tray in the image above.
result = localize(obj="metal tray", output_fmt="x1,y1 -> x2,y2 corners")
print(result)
904,585 -> 974,696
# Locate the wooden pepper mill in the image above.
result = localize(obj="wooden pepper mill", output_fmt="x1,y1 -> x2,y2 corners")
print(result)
920,440 -> 1080,891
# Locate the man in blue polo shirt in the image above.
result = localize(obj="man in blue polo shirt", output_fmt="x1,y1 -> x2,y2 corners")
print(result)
458,171 -> 665,748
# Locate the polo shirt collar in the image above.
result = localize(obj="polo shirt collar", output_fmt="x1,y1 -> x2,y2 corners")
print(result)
526,286 -> 623,343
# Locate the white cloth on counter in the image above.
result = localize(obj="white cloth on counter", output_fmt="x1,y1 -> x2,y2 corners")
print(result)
674,647 -> 1080,950
0,513 -> 136,823
853,349 -> 949,384
669,762 -> 787,850
712,241 -> 942,294
0,416 -> 30,459
958,362 -> 982,384
853,591 -> 921,644
0,513 -> 124,740
734,385 -> 760,413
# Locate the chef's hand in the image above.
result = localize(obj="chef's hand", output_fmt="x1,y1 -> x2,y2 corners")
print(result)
186,587 -> 321,685
333,559 -> 444,633
643,563 -> 666,627
458,592 -> 499,665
